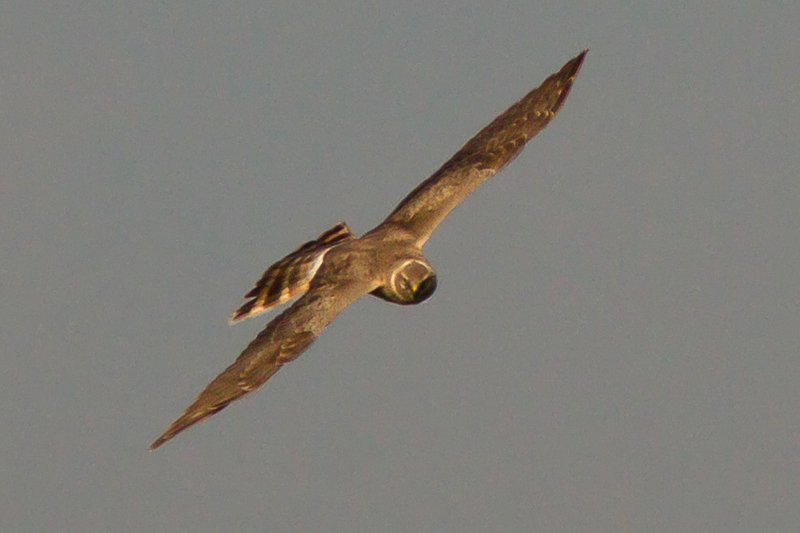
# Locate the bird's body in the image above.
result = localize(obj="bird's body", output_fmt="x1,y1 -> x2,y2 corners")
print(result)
151,50 -> 586,450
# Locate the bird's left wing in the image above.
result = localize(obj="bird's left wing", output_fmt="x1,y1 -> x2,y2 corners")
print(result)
150,275 -> 372,450
376,50 -> 586,246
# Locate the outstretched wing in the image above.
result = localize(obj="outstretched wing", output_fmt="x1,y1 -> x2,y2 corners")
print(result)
231,222 -> 356,323
377,50 -> 586,246
150,274 -> 371,450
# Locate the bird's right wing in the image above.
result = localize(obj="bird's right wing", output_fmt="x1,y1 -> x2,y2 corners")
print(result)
151,273 -> 372,450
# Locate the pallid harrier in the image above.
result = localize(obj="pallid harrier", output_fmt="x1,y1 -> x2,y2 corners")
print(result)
151,50 -> 586,450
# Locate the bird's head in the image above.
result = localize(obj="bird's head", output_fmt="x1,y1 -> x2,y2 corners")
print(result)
371,257 -> 437,305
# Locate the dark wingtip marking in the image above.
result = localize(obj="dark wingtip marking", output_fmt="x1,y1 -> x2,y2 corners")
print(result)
570,49 -> 588,76
149,403 -> 230,450
547,49 -> 588,116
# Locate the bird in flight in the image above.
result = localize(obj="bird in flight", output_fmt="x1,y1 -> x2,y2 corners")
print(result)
150,50 -> 586,450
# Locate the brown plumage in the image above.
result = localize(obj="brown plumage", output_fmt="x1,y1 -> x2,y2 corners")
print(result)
150,50 -> 586,450
229,223 -> 356,323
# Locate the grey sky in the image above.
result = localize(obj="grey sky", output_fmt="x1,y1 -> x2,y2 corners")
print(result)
3,1 -> 799,531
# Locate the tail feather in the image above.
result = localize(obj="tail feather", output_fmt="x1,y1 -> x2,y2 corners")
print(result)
230,222 -> 355,322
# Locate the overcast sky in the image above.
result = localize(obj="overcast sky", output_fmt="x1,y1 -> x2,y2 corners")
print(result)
3,1 -> 800,531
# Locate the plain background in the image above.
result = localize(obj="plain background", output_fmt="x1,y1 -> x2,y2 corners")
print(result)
3,1 -> 799,531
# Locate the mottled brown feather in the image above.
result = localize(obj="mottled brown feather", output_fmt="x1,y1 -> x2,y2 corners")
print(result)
230,222 -> 355,323
377,50 -> 587,245
150,278 -> 370,450
150,51 -> 586,450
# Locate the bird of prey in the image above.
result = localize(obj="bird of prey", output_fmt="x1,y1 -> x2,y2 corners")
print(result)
150,50 -> 586,450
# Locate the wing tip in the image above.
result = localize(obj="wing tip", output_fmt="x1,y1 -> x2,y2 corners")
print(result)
149,403 -> 229,451
149,421 -> 185,451
150,424 -> 179,450
563,49 -> 588,80
544,49 -> 588,117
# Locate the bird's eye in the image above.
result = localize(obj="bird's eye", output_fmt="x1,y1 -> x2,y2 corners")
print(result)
411,275 -> 437,303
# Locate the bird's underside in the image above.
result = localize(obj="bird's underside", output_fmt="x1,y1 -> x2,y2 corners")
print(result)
150,49 -> 586,450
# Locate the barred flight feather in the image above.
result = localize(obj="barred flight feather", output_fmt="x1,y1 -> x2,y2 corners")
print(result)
230,222 -> 355,322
